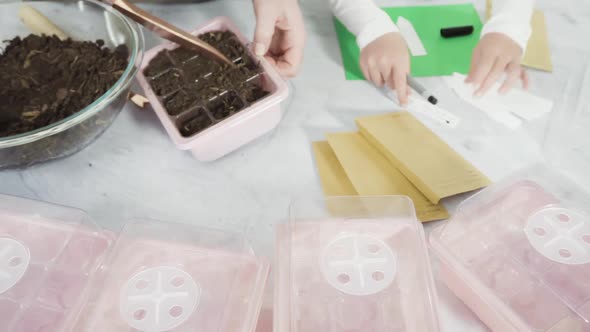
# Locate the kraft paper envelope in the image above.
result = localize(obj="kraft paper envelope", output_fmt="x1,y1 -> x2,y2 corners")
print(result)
312,141 -> 363,217
356,112 -> 491,204
312,141 -> 357,196
523,10 -> 553,72
485,0 -> 492,20
326,132 -> 449,222
486,0 -> 552,71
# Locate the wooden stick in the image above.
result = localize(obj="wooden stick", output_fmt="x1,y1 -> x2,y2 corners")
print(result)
18,4 -> 69,40
129,92 -> 150,108
18,4 -> 149,109
485,0 -> 493,20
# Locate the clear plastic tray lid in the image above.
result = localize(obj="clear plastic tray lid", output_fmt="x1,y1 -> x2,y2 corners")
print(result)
73,219 -> 269,332
275,196 -> 440,332
436,166 -> 590,331
544,60 -> 590,191
0,194 -> 112,332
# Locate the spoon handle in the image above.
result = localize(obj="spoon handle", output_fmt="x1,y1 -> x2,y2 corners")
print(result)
108,0 -> 233,65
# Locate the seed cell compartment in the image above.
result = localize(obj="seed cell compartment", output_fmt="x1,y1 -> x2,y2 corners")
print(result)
137,17 -> 289,161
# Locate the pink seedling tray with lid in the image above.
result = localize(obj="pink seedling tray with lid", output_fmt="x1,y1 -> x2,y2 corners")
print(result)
136,17 -> 289,162
0,194 -> 113,332
430,167 -> 590,332
73,219 -> 270,332
274,196 -> 440,332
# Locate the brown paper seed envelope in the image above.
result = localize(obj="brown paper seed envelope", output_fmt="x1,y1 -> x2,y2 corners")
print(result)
522,10 -> 552,72
313,141 -> 412,218
312,141 -> 357,196
356,112 -> 491,204
326,132 -> 449,222
485,1 -> 552,72
312,141 -> 380,218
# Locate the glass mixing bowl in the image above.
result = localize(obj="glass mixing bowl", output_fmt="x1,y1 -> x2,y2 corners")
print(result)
0,0 -> 144,169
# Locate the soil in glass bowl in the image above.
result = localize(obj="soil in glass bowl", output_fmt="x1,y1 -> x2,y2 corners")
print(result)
0,34 -> 129,137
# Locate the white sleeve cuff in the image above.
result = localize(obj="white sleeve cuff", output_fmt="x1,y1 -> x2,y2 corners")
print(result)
482,17 -> 532,51
356,11 -> 399,50
482,0 -> 534,52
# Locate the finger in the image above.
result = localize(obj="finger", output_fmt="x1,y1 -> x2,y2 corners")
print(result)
379,60 -> 393,88
521,69 -> 530,90
269,39 -> 303,77
469,53 -> 496,88
465,48 -> 481,83
276,55 -> 302,77
360,60 -> 370,82
277,30 -> 306,77
253,4 -> 277,56
264,54 -> 277,68
274,52 -> 302,77
387,66 -> 396,90
475,58 -> 508,96
368,61 -> 384,87
499,62 -> 521,94
393,67 -> 409,106
402,61 -> 411,99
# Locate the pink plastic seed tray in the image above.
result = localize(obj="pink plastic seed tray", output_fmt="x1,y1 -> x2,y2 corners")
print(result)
430,167 -> 590,332
0,194 -> 112,332
275,196 -> 440,332
73,220 -> 270,332
136,16 -> 289,162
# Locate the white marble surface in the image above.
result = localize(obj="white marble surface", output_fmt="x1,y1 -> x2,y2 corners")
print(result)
1,0 -> 590,331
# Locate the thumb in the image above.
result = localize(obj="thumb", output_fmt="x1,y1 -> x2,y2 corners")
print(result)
253,4 -> 276,56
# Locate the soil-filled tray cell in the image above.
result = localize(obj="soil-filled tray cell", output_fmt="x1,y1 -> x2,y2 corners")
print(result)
207,91 -> 245,120
164,90 -> 198,116
231,72 -> 269,103
199,32 -> 245,63
150,69 -> 183,97
168,47 -> 199,65
143,50 -> 173,77
196,86 -> 231,107
182,56 -> 221,83
178,108 -> 213,137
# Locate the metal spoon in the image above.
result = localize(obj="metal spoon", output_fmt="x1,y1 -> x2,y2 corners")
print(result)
104,0 -> 234,65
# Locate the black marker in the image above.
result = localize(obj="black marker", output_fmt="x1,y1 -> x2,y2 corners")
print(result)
441,25 -> 474,38
407,76 -> 438,105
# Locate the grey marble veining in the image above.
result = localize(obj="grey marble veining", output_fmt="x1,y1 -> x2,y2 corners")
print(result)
1,0 -> 590,331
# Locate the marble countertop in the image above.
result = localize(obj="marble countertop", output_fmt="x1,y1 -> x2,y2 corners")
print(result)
1,0 -> 590,330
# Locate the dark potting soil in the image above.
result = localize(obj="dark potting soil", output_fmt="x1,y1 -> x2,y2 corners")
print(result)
0,34 -> 129,138
144,30 -> 270,138
179,108 -> 212,137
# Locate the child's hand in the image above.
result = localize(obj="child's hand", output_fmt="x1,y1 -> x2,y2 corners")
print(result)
466,33 -> 529,96
253,0 -> 306,77
360,32 -> 410,105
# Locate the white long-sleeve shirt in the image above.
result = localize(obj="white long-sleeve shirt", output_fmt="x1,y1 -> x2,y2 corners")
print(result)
330,0 -> 534,51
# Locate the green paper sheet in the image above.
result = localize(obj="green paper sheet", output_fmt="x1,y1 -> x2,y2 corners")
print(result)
334,3 -> 483,79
